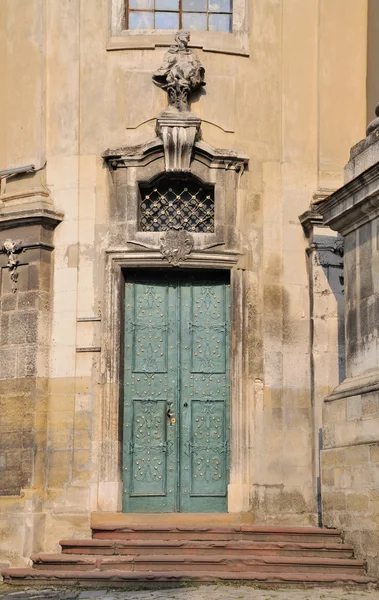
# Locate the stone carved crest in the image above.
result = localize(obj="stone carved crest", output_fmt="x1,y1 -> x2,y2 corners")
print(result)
1,239 -> 23,293
160,228 -> 194,266
153,30 -> 205,112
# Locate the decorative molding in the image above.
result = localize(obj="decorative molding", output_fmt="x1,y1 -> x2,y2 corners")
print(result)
102,136 -> 248,258
1,239 -> 24,293
103,139 -> 248,172
99,250 -> 251,511
160,228 -> 194,266
104,249 -> 240,270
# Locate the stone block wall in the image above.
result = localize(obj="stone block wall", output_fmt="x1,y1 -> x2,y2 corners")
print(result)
0,212 -> 62,568
0,244 -> 52,496
322,392 -> 379,575
318,131 -> 379,576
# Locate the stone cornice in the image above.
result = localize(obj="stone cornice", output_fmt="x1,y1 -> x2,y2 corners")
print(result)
0,207 -> 64,232
325,369 -> 379,402
299,188 -> 338,237
102,138 -> 249,171
316,161 -> 379,235
299,209 -> 324,237
104,248 -> 240,270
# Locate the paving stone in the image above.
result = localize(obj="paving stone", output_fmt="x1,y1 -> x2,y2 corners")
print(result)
1,587 -> 379,600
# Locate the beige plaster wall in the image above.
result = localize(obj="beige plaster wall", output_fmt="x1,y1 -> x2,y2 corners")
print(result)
367,0 -> 379,124
0,0 -> 369,568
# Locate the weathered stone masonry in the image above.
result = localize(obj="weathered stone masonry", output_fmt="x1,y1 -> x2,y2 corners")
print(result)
0,207 -> 63,496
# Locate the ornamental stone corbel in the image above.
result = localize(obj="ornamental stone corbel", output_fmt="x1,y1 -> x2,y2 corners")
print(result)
156,112 -> 201,172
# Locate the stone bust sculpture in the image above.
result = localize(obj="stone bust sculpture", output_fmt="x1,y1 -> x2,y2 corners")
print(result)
153,30 -> 205,112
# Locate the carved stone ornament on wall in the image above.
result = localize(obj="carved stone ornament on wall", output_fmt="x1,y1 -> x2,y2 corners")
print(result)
153,30 -> 205,113
160,227 -> 194,266
153,30 -> 204,173
367,102 -> 379,136
1,239 -> 23,293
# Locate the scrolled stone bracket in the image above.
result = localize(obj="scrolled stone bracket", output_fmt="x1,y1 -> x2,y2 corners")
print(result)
1,239 -> 24,293
156,112 -> 201,172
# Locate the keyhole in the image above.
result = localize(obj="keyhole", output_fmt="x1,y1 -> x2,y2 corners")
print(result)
184,402 -> 188,407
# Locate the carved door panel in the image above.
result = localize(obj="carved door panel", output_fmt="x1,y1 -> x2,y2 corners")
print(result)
123,271 -> 230,513
123,274 -> 177,513
180,275 -> 230,512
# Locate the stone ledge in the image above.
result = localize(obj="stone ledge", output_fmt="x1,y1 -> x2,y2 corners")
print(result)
325,370 -> 379,402
316,161 -> 379,235
0,207 -> 64,232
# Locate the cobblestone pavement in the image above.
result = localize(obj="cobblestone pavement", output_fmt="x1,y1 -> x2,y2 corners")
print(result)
1,585 -> 379,600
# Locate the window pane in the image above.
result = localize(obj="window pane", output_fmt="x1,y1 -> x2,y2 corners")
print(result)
155,0 -> 179,9
129,0 -> 154,9
129,11 -> 154,28
182,12 -> 207,30
209,12 -> 231,32
209,0 -> 232,11
182,0 -> 207,11
155,11 -> 180,28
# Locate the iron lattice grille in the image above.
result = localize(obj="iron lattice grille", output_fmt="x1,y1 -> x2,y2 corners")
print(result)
139,179 -> 215,233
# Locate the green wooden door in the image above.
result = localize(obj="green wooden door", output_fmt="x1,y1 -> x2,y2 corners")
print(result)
123,271 -> 230,513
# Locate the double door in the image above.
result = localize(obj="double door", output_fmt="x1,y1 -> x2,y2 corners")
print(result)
122,270 -> 230,512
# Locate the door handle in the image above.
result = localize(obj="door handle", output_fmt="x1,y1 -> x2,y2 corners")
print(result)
166,408 -> 174,419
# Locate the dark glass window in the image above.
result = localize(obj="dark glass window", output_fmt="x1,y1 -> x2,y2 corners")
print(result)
126,0 -> 232,32
139,176 -> 215,233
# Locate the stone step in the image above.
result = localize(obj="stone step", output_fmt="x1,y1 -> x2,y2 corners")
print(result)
30,553 -> 366,575
91,525 -> 343,544
59,539 -> 354,559
2,568 -> 376,587
91,512 -> 256,528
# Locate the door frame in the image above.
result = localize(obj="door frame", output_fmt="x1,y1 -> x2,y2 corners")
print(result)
99,250 -> 251,513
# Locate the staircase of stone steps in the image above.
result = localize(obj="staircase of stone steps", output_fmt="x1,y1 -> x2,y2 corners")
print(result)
2,518 -> 377,587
